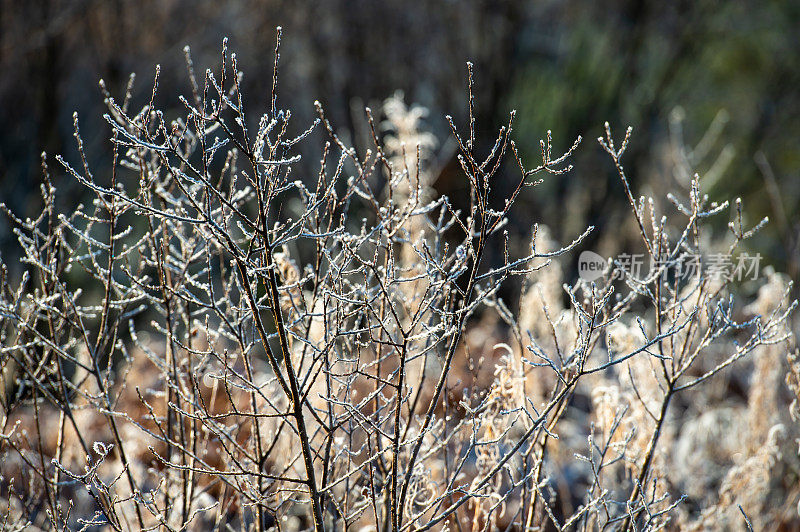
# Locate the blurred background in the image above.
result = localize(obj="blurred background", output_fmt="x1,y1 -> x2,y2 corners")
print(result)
1,0 -> 798,284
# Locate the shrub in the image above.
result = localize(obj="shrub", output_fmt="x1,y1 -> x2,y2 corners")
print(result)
0,33 -> 796,531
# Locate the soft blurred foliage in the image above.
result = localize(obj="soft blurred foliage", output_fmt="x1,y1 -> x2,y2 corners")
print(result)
1,0 -> 798,280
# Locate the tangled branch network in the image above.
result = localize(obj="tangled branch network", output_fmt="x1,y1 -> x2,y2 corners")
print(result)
0,31 -> 796,532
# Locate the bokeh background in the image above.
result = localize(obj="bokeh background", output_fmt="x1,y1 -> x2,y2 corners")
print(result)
1,0 -> 798,284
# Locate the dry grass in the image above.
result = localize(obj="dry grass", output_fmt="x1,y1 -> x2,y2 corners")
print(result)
0,34 -> 797,531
